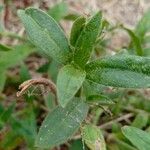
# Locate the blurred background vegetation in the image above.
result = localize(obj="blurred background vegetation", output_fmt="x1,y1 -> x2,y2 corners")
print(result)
0,0 -> 150,149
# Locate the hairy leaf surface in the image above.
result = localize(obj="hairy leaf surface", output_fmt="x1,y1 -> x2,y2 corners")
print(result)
86,55 -> 150,88
18,8 -> 71,64
35,98 -> 89,149
74,12 -> 102,68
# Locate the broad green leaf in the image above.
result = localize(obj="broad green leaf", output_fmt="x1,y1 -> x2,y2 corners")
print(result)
135,9 -> 150,38
74,12 -> 102,68
35,98 -> 89,149
48,1 -> 68,22
57,64 -> 86,107
18,8 -> 71,64
122,126 -> 150,150
82,125 -> 106,150
0,44 -> 12,51
70,16 -> 86,47
86,55 -> 150,88
123,27 -> 143,56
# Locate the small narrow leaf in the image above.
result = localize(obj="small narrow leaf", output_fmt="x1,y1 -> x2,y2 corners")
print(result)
18,8 -> 71,64
122,126 -> 150,150
135,9 -> 150,38
86,54 -> 150,88
74,12 -> 102,68
57,64 -> 86,107
70,16 -> 86,47
35,98 -> 89,149
82,125 -> 106,150
87,95 -> 115,105
131,113 -> 148,129
64,13 -> 80,21
123,27 -> 143,56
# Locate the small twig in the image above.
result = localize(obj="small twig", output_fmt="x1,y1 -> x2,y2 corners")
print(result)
72,113 -> 134,140
17,78 -> 56,97
99,113 -> 134,129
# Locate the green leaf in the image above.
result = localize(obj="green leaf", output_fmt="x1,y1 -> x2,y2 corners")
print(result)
0,71 -> 6,92
57,64 -> 86,107
115,138 -> 137,150
18,8 -> 71,64
0,44 -> 34,92
87,95 -> 115,105
135,9 -> 150,38
70,139 -> 83,150
123,27 -> 143,56
0,131 -> 21,150
10,112 -> 37,148
82,125 -> 106,150
74,12 -> 102,68
131,113 -> 148,129
20,63 -> 31,82
86,54 -> 150,88
83,80 -> 107,97
0,44 -> 12,51
48,1 -> 68,22
0,44 -> 34,70
70,16 -> 86,47
0,102 -> 15,124
122,126 -> 150,150
64,13 -> 80,21
35,98 -> 89,149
